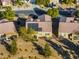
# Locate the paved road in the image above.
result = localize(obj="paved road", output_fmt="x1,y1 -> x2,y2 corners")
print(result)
0,4 -> 76,17
14,4 -> 49,17
0,4 -> 49,17
15,10 -> 37,17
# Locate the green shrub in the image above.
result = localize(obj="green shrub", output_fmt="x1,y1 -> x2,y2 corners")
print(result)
42,43 -> 51,57
9,40 -> 17,55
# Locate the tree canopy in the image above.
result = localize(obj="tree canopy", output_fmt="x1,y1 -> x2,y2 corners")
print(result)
19,27 -> 36,36
75,10 -> 79,17
15,0 -> 22,5
9,40 -> 17,55
43,43 -> 51,57
35,0 -> 50,7
4,7 -> 15,21
62,0 -> 74,4
47,8 -> 59,19
19,27 -> 27,36
0,11 -> 4,19
19,27 -> 37,41
26,27 -> 36,35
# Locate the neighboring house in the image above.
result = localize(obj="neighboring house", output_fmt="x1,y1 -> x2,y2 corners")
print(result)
0,0 -> 12,6
58,22 -> 79,40
26,14 -> 52,38
0,22 -> 17,37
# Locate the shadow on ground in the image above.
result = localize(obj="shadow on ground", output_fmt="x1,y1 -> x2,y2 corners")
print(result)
45,39 -> 71,59
1,40 -> 11,53
34,8 -> 46,16
32,42 -> 43,55
59,38 -> 79,58
14,17 -> 26,33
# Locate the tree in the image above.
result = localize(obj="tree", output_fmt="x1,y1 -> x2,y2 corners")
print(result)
62,0 -> 74,4
15,0 -> 24,6
35,0 -> 50,7
26,27 -> 36,35
0,11 -> 4,19
4,7 -> 15,21
75,10 -> 79,17
43,0 -> 50,7
19,27 -> 27,36
73,31 -> 79,40
43,43 -> 51,57
26,28 -> 37,41
35,0 -> 43,5
9,40 -> 17,55
19,27 -> 36,36
19,27 -> 37,41
47,8 -> 59,19
19,27 -> 27,40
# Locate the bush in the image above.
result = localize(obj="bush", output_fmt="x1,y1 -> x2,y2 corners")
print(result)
62,0 -> 74,4
35,0 -> 50,7
19,27 -> 37,42
4,7 -> 15,21
9,40 -> 17,55
47,8 -> 59,19
19,56 -> 24,59
75,10 -> 79,17
42,43 -> 51,57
